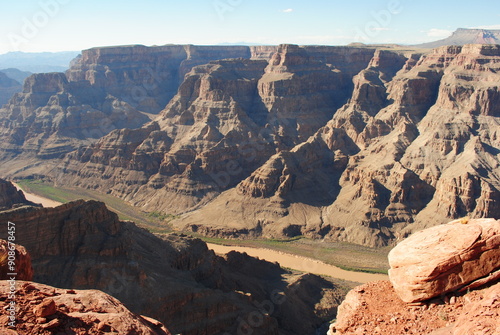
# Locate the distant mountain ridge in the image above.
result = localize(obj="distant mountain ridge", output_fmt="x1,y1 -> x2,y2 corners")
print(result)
415,28 -> 500,48
0,71 -> 22,106
0,68 -> 33,106
0,51 -> 80,73
0,68 -> 32,84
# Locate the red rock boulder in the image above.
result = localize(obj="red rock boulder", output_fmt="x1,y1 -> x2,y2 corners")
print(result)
0,239 -> 33,281
388,218 -> 500,303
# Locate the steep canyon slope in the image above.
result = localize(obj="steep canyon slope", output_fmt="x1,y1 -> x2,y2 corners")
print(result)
1,43 -> 499,247
0,179 -> 349,335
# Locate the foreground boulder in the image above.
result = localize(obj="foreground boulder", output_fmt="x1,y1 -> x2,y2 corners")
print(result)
329,280 -> 500,335
329,217 -> 500,334
0,281 -> 171,335
388,218 -> 500,303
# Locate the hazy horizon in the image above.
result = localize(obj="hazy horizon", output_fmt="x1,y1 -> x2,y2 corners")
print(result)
1,0 -> 499,54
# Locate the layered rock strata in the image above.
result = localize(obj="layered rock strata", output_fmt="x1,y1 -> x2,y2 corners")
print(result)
54,45 -> 376,213
1,44 -> 499,247
0,45 -> 277,161
175,44 -> 500,246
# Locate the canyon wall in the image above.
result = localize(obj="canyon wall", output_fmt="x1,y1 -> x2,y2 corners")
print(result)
53,45 -> 376,214
0,44 -> 499,247
0,45 -> 276,161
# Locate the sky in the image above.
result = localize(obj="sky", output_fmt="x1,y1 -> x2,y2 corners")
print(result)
1,0 -> 499,54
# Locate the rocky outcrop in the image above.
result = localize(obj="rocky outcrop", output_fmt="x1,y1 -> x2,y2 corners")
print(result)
0,72 -> 150,159
329,280 -> 500,335
57,58 -> 275,212
0,239 -> 33,281
388,218 -> 500,303
0,281 -> 171,335
329,217 -> 500,334
66,45 -> 268,114
0,199 -> 350,335
0,179 -> 38,210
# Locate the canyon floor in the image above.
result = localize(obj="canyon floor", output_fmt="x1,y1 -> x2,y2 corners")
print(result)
13,179 -> 390,277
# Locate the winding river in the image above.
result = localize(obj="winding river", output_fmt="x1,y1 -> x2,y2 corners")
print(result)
14,183 -> 388,283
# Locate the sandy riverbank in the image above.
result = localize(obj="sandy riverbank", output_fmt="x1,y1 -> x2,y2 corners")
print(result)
13,182 -> 63,208
207,243 -> 387,283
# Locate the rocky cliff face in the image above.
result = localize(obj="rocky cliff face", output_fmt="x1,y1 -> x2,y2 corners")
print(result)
66,45 -> 267,114
173,44 -> 500,247
52,45 -> 375,214
0,72 -> 150,160
0,45 -> 277,162
0,198 -> 350,335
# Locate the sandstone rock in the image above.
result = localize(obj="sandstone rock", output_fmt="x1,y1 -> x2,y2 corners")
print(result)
33,299 -> 57,317
329,280 -> 500,335
0,239 -> 33,281
0,281 -> 171,335
451,282 -> 500,334
388,218 -> 500,303
40,318 -> 62,329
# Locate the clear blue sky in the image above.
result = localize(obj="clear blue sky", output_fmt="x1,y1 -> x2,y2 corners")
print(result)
1,0 -> 499,54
